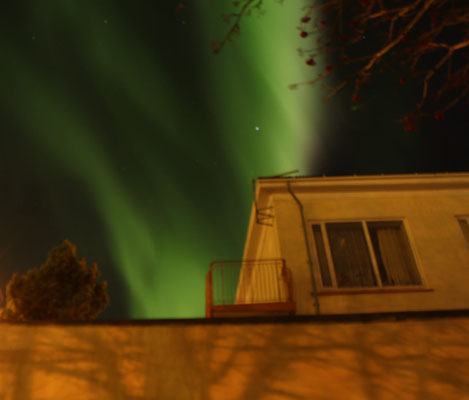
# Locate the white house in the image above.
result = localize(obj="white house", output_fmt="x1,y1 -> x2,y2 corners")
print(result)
207,172 -> 469,317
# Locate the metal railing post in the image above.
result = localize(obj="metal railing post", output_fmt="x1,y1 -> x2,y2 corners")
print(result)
205,264 -> 213,318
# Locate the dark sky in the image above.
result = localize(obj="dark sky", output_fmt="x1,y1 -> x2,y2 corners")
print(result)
0,1 -> 467,319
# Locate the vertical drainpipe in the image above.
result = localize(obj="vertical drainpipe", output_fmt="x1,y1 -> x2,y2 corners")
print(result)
286,181 -> 320,315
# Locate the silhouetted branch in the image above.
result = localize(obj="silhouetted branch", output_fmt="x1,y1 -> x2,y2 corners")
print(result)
214,0 -> 469,129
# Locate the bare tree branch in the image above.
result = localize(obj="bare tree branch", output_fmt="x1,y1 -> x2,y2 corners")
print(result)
214,0 -> 469,129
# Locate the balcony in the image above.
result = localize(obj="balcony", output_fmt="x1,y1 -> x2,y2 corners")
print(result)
206,258 -> 296,318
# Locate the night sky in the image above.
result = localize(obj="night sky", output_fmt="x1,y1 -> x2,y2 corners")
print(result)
1,1 -> 467,319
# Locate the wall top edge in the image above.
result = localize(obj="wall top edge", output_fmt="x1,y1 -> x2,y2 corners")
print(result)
258,172 -> 469,181
254,172 -> 469,196
1,309 -> 469,326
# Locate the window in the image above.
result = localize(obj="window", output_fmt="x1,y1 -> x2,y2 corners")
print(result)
312,220 -> 422,289
458,216 -> 469,248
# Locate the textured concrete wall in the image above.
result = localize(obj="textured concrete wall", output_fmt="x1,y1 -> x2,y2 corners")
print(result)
1,316 -> 469,400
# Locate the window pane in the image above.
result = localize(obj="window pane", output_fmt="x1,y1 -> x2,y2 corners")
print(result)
326,222 -> 377,287
312,224 -> 332,287
367,221 -> 421,286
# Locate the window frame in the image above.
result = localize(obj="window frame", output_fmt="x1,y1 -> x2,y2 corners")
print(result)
308,218 -> 427,293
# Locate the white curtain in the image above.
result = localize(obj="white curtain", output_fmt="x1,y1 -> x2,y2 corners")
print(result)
375,225 -> 421,285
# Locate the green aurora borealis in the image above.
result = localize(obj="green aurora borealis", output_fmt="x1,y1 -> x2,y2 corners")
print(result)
0,1 -> 321,318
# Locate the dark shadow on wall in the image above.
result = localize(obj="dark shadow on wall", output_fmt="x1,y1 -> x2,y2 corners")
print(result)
1,318 -> 469,399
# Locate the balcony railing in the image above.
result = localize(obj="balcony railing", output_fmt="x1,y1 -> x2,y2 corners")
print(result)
206,258 -> 296,318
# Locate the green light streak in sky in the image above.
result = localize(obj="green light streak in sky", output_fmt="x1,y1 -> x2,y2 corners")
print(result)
1,1 -> 321,318
197,1 -> 321,185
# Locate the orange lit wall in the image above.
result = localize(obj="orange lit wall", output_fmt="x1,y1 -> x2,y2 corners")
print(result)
1,316 -> 469,399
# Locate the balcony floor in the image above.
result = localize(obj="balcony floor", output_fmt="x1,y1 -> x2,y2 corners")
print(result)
210,301 -> 296,318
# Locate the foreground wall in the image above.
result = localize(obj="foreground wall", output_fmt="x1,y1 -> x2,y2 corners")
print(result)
1,314 -> 469,400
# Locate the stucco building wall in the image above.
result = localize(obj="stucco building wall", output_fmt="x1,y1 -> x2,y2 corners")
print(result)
242,174 -> 469,316
235,196 -> 285,304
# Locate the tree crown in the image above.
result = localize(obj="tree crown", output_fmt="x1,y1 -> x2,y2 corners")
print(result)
1,239 -> 109,321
